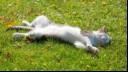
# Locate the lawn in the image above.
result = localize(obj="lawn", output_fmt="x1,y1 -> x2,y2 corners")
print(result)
0,0 -> 127,71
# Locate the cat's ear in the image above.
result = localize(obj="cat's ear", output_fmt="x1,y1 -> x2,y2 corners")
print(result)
98,26 -> 105,33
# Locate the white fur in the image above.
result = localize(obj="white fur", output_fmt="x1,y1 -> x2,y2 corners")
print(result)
23,15 -> 51,27
9,15 -> 112,53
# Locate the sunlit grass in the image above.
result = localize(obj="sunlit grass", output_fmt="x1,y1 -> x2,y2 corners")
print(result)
0,0 -> 127,71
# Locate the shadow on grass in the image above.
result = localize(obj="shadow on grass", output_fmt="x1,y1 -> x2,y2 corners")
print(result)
11,35 -> 112,58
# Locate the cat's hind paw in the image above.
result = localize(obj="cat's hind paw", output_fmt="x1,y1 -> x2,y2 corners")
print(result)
13,33 -> 25,39
22,20 -> 30,26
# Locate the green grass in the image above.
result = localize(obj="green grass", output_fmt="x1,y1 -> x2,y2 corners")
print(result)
0,0 -> 127,71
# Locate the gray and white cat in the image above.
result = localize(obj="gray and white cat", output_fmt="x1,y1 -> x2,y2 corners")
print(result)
7,15 -> 112,53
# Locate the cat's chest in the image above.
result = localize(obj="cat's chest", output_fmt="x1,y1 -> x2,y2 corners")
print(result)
80,30 -> 97,45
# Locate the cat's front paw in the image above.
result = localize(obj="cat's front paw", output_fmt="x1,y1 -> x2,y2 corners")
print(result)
92,47 -> 99,53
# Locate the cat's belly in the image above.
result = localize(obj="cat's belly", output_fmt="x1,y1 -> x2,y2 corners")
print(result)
34,25 -> 82,43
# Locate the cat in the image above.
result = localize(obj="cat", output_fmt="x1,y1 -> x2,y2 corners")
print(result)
6,15 -> 112,53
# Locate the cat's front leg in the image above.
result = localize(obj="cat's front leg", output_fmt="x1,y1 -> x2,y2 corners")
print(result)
84,37 -> 99,53
74,41 -> 86,49
74,41 -> 99,53
86,45 -> 99,53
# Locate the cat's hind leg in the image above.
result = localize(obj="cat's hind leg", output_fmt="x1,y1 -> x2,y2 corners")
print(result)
13,32 -> 37,42
13,33 -> 28,39
22,20 -> 31,26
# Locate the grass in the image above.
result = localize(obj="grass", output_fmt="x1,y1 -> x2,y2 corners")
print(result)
0,0 -> 127,71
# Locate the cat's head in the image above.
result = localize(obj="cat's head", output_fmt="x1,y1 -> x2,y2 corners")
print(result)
93,26 -> 112,45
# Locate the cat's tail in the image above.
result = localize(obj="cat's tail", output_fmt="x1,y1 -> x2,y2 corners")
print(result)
6,26 -> 34,31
